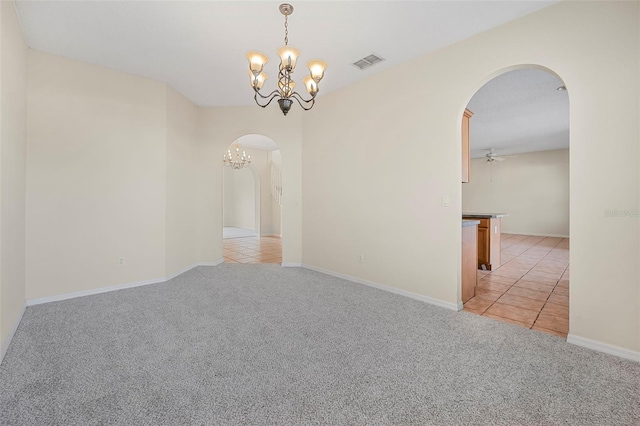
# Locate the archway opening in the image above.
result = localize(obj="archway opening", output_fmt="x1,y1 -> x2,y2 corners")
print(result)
461,67 -> 570,339
223,165 -> 258,237
222,134 -> 283,265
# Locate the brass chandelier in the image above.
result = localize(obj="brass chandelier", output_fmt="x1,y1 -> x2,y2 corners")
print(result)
246,3 -> 327,116
223,142 -> 251,169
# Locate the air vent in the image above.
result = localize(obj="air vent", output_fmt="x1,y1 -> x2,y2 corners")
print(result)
352,53 -> 385,70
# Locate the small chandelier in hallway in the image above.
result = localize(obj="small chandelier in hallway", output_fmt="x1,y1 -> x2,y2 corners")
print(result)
223,143 -> 251,169
246,3 -> 328,116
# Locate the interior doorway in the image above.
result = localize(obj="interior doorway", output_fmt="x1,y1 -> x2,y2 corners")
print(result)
222,134 -> 283,264
223,165 -> 259,236
461,67 -> 570,338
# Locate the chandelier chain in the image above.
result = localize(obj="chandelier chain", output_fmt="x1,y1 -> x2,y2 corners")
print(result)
284,14 -> 288,45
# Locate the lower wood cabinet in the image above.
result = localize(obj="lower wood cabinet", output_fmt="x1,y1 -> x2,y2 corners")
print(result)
476,218 -> 501,270
461,223 -> 478,303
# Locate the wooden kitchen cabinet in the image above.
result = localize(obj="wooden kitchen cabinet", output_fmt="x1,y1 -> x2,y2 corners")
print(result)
462,221 -> 479,303
463,214 -> 506,271
476,218 -> 501,270
462,108 -> 473,183
477,225 -> 489,267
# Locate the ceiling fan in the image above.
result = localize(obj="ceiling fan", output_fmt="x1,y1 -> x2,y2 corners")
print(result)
485,148 -> 515,162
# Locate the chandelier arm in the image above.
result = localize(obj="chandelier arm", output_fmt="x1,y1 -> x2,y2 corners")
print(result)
253,88 -> 281,100
254,90 -> 281,109
290,91 -> 316,111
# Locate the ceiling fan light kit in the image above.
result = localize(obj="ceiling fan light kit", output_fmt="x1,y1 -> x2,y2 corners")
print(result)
485,148 -> 513,162
246,3 -> 328,116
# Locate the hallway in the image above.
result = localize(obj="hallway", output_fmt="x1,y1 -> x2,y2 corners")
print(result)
223,236 -> 282,264
463,234 -> 570,338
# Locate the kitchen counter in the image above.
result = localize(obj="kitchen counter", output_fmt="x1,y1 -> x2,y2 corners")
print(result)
462,213 -> 508,218
462,219 -> 480,227
462,213 -> 507,270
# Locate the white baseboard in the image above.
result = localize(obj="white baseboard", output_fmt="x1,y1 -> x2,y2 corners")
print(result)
260,233 -> 282,238
27,261 -> 225,307
198,258 -> 225,267
165,259 -> 224,280
302,264 -> 460,311
503,232 -> 570,239
166,263 -> 199,281
0,302 -> 26,365
12,260 -> 640,364
27,276 -> 167,306
567,334 -> 640,362
281,262 -> 302,267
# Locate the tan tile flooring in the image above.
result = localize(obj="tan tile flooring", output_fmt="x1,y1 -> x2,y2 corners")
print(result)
223,236 -> 282,264
464,234 -> 570,338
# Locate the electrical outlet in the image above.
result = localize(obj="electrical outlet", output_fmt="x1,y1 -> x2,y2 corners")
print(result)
358,253 -> 364,263
118,257 -> 125,265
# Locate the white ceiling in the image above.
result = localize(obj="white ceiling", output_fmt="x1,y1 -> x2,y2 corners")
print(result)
467,68 -> 569,158
14,0 -> 557,107
15,1 -> 565,155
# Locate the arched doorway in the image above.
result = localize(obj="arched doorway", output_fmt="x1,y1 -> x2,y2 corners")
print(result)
461,67 -> 570,339
222,134 -> 283,264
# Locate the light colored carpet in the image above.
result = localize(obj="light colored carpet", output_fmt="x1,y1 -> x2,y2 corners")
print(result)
1,264 -> 638,425
223,226 -> 258,239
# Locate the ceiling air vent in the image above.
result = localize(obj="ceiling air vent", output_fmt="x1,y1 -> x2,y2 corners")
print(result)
352,53 -> 385,70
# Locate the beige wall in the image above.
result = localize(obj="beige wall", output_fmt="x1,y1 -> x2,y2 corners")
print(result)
256,148 -> 281,237
197,106 -> 302,266
223,165 -> 257,230
166,87 -> 199,277
25,51 -> 303,299
269,150 -> 282,237
302,1 -> 639,353
463,149 -> 569,237
26,53 -> 204,296
26,51 -> 167,299
0,0 -> 27,354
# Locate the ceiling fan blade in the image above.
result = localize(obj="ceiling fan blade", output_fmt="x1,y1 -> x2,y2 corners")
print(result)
494,157 -> 506,161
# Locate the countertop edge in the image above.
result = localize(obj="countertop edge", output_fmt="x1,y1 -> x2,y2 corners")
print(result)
462,219 -> 481,227
462,213 -> 509,218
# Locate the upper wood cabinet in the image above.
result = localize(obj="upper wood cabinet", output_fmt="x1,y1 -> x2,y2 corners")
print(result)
462,108 -> 473,183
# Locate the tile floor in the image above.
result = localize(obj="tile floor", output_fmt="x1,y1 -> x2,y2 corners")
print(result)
464,234 -> 570,338
223,236 -> 282,264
